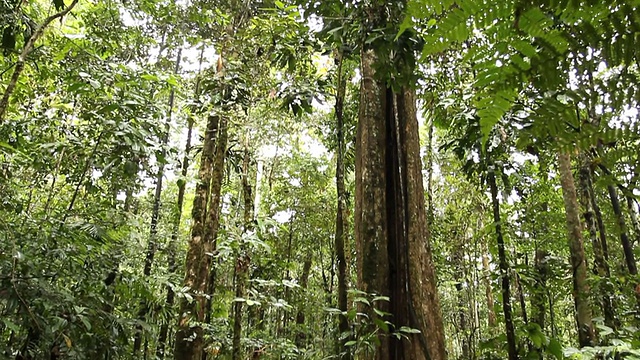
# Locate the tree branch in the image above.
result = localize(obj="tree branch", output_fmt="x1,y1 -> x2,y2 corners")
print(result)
0,0 -> 80,122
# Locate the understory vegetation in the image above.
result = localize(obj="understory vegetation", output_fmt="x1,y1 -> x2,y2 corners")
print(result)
1,0 -> 640,359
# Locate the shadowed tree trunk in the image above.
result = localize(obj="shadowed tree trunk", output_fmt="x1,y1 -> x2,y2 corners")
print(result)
174,113 -> 228,360
333,48 -> 352,360
231,147 -> 254,360
295,253 -> 313,348
626,196 -> 640,247
156,111 -> 194,360
532,249 -> 548,331
454,250 -> 469,360
482,249 -> 497,329
487,169 -> 518,360
355,27 -> 446,357
607,184 -> 638,276
557,152 -> 595,347
576,154 -> 616,329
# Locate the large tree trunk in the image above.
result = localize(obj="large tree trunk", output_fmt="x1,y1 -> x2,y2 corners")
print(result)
174,115 -> 227,360
576,154 -> 616,329
355,44 -> 446,359
333,49 -> 352,360
487,170 -> 518,360
557,152 -> 595,347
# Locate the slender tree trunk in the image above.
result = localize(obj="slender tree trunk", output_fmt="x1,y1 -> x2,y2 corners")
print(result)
626,196 -> 640,247
454,250 -> 469,360
515,259 -> 528,326
231,147 -> 254,360
487,169 -> 518,360
295,253 -> 313,348
133,48 -> 182,356
591,187 -> 610,261
482,250 -> 497,329
156,112 -> 194,359
333,49 -> 352,360
174,114 -> 227,360
425,116 -> 434,228
576,154 -> 616,329
607,184 -> 638,275
557,152 -> 595,347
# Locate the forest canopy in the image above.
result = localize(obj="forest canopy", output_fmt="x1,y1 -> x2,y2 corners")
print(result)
1,0 -> 640,359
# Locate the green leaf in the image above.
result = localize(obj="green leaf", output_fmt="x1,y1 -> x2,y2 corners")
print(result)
141,74 -> 159,81
80,316 -> 91,331
2,318 -> 20,332
398,326 -> 421,334
395,16 -> 414,41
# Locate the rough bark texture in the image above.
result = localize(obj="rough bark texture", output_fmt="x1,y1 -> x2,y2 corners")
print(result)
557,152 -> 595,348
355,46 -> 446,360
487,170 -> 518,360
576,154 -> 616,329
333,49 -> 352,360
355,48 -> 390,359
174,115 -> 227,360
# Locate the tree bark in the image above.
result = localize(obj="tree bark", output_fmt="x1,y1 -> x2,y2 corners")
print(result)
487,169 -> 518,360
231,147 -> 253,360
532,249 -> 548,331
454,250 -> 469,360
557,152 -> 595,347
295,253 -> 313,348
156,112 -> 194,360
607,184 -> 638,275
174,115 -> 227,360
576,153 -> 616,329
355,42 -> 446,358
482,250 -> 497,329
333,48 -> 352,360
626,196 -> 640,247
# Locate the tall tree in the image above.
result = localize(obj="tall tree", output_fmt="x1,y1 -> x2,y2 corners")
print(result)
354,3 -> 446,359
487,168 -> 518,360
557,152 -> 595,347
333,48 -> 351,359
174,112 -> 228,360
133,48 -> 182,356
